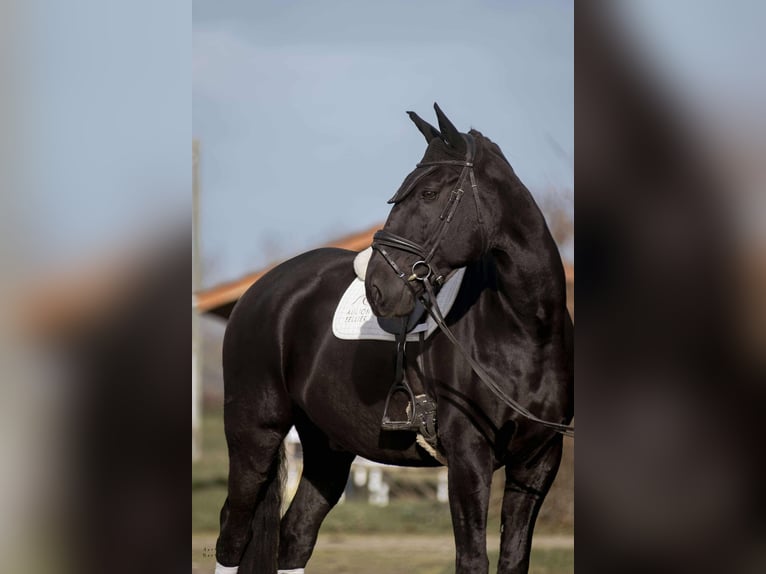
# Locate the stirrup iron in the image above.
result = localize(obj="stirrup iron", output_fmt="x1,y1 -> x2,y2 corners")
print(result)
381,379 -> 417,430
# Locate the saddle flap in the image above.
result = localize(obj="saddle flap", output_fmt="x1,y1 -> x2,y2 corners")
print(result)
332,267 -> 466,342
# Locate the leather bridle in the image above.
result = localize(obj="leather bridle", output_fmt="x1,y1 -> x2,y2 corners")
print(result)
372,133 -> 480,290
371,132 -> 575,438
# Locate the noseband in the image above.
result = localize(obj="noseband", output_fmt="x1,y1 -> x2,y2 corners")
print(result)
372,133 -> 480,290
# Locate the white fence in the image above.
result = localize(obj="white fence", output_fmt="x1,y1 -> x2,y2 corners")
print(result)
284,428 -> 448,507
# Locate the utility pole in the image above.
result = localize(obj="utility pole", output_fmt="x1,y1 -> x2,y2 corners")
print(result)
192,139 -> 202,461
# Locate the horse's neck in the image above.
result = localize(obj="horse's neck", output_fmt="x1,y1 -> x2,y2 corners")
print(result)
485,197 -> 566,321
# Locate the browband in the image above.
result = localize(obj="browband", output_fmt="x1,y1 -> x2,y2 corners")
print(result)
387,135 -> 476,204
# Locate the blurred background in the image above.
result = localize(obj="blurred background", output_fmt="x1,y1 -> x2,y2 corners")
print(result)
192,1 -> 574,573
576,2 -> 766,573
0,1 -> 763,573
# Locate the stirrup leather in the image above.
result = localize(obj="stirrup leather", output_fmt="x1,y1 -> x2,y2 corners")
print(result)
381,325 -> 417,430
380,325 -> 438,441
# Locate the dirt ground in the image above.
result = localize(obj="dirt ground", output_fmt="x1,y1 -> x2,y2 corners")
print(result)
191,532 -> 574,574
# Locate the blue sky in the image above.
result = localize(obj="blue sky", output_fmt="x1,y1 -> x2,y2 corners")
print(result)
193,0 -> 574,287
19,1 -> 189,274
15,2 -> 762,289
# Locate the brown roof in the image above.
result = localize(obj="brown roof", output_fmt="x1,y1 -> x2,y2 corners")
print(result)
195,224 -> 381,315
564,262 -> 573,283
19,249 -> 151,338
196,224 -> 574,318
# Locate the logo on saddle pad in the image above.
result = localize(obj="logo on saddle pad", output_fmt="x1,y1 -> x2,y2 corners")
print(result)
332,266 -> 465,342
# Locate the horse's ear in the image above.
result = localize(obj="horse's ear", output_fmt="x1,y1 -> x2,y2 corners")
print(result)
434,102 -> 466,154
407,111 -> 441,143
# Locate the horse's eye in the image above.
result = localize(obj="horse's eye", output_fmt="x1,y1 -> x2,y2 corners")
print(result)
421,189 -> 439,201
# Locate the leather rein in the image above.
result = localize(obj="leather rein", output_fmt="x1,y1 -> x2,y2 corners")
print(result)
372,134 -> 575,438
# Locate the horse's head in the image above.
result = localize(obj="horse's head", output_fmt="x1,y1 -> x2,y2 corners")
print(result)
366,103 -> 492,318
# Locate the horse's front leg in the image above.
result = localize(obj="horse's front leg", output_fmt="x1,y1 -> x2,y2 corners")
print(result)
443,428 -> 494,574
497,435 -> 563,574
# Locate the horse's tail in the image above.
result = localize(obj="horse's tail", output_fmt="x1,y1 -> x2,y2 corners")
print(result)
237,442 -> 286,574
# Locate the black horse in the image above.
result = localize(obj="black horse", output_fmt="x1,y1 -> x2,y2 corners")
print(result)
215,104 -> 573,574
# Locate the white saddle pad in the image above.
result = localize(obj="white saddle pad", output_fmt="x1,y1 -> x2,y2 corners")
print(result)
332,267 -> 466,342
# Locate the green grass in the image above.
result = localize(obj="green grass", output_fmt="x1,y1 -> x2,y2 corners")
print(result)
192,533 -> 573,574
308,546 -> 573,574
193,408 -> 228,485
454,549 -> 573,574
193,484 -> 227,532
193,485 -> 455,535
193,408 -> 573,536
322,499 -> 453,534
193,407 -> 573,573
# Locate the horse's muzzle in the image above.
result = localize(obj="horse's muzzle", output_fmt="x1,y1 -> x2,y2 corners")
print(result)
365,256 -> 417,318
